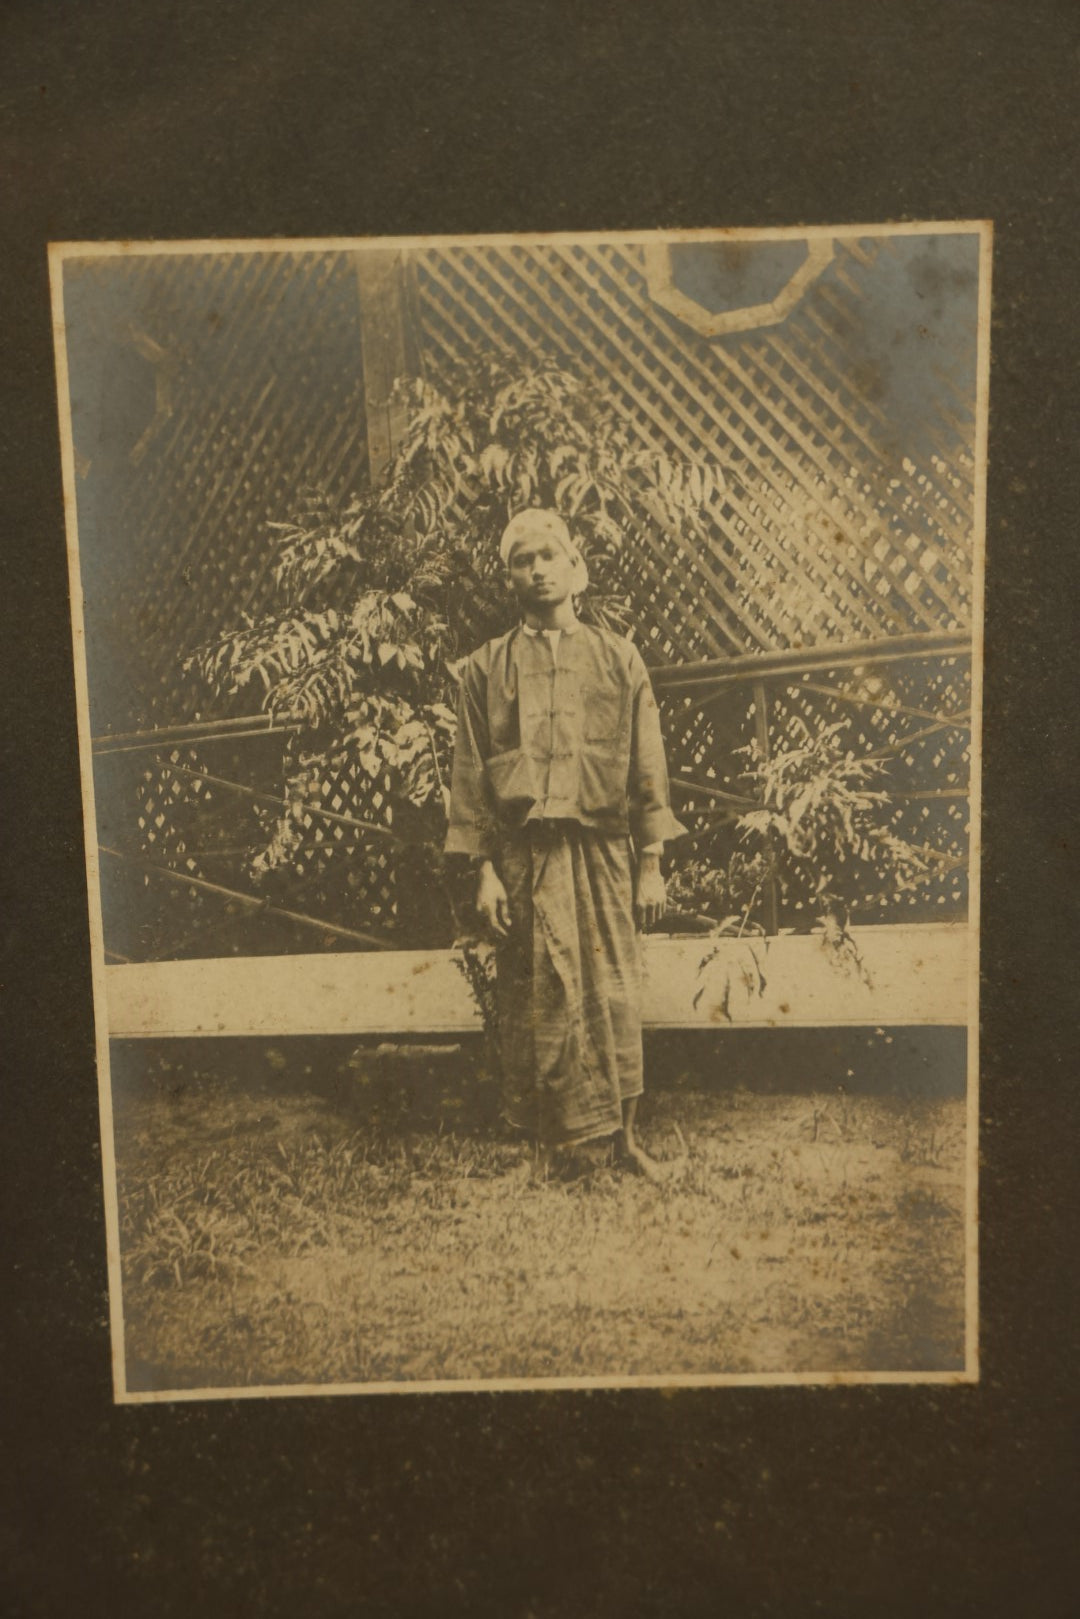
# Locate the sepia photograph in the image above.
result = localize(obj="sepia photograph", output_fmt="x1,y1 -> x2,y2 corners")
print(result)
50,224 -> 990,1400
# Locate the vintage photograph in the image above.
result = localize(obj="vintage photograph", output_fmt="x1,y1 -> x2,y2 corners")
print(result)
50,224 -> 989,1400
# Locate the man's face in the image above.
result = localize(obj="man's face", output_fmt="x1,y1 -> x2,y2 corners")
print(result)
507,539 -> 576,608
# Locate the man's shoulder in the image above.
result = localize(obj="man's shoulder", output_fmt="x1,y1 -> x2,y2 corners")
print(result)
456,626 -> 520,677
580,623 -> 649,677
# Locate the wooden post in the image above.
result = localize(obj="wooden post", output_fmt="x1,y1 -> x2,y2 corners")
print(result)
753,679 -> 781,936
353,250 -> 420,482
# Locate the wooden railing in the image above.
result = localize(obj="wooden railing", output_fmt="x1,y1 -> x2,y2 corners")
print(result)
89,631 -> 973,960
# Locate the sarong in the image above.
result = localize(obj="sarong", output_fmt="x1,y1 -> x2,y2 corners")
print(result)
495,821 -> 643,1147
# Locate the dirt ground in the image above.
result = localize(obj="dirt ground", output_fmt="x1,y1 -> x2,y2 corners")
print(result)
112,1038 -> 968,1393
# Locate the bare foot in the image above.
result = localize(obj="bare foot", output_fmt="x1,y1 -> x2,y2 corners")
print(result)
619,1141 -> 672,1183
617,1124 -> 688,1183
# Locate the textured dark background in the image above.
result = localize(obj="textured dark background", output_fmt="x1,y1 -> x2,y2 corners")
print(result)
2,1 -> 1078,1614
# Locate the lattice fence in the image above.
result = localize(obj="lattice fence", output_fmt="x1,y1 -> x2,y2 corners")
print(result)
95,734 -> 421,961
72,251 -> 409,957
415,238 -> 975,656
67,250 -> 371,721
657,654 -> 971,926
74,237 -> 978,957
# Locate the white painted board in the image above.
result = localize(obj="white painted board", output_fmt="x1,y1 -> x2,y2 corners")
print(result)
106,924 -> 968,1039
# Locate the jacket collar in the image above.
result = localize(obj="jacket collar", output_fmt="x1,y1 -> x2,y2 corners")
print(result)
521,618 -> 581,636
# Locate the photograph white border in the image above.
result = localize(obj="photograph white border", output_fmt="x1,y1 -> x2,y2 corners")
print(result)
49,220 -> 992,1402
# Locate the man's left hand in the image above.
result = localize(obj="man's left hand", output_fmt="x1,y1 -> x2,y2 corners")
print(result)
634,856 -> 667,930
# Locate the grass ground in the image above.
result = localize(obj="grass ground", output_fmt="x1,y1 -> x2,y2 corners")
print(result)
113,1041 -> 967,1392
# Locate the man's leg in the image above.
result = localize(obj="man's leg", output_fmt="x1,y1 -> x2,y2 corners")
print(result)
617,1095 -> 667,1181
618,1097 -> 689,1181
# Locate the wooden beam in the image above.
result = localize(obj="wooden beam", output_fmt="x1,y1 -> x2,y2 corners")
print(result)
799,681 -> 971,730
650,631 -> 971,692
153,757 -> 405,841
353,250 -> 418,482
92,713 -> 298,753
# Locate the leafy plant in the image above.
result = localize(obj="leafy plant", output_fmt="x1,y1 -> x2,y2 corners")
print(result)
692,933 -> 770,1021
664,849 -> 774,935
676,716 -> 938,1003
735,718 -> 932,933
184,356 -> 724,940
451,937 -> 502,1078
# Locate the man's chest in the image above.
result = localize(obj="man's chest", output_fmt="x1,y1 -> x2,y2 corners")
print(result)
486,639 -> 630,756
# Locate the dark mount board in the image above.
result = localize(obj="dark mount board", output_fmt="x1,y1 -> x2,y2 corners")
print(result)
3,2 -> 1078,1615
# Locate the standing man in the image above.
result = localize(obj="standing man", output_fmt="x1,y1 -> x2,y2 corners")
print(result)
445,509 -> 687,1178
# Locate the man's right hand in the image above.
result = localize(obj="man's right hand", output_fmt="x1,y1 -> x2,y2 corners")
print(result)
476,860 -> 512,937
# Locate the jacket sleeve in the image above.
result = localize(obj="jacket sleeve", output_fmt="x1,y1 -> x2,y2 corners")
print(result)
444,654 -> 498,858
627,648 -> 689,850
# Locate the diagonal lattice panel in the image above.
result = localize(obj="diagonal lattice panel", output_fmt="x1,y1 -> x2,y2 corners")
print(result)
415,237 -> 976,669
73,251 -> 372,724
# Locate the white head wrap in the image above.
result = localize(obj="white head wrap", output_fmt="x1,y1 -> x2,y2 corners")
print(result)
499,509 -> 589,595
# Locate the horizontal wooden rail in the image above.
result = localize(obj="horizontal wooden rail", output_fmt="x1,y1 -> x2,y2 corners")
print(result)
670,776 -> 758,809
799,681 -> 971,729
154,757 -> 405,842
650,630 -> 972,695
92,714 -> 299,756
91,634 -> 972,754
99,845 -> 396,952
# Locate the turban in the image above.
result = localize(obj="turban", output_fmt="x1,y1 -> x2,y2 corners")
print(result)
499,509 -> 589,595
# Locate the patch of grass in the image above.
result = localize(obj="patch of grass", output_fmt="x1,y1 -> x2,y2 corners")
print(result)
115,1075 -> 967,1392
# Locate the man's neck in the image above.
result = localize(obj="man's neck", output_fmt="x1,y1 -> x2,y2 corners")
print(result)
524,601 -> 578,632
